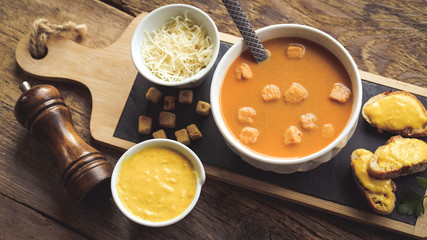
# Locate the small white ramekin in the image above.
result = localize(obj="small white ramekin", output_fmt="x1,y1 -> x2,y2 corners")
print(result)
111,139 -> 206,227
130,4 -> 220,88
210,24 -> 362,174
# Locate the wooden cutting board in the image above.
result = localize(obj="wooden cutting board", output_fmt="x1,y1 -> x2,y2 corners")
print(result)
15,13 -> 427,238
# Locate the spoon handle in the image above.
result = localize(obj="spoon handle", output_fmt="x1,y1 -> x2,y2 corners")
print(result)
222,0 -> 269,63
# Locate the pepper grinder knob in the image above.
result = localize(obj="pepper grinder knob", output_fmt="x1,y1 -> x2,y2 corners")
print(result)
20,81 -> 31,93
15,82 -> 113,207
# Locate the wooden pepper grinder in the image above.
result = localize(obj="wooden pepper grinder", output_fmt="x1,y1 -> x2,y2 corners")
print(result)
15,82 -> 113,207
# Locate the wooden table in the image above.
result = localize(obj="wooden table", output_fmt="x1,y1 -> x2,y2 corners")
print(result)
1,0 -> 425,239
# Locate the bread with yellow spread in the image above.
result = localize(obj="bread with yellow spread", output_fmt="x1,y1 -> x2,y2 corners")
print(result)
362,91 -> 427,137
368,135 -> 427,179
351,149 -> 396,215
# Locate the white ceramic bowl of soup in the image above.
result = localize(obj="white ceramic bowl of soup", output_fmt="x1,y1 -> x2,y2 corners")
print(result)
131,4 -> 220,88
111,139 -> 206,227
210,24 -> 362,174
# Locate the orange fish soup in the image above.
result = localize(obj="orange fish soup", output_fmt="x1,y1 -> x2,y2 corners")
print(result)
220,37 -> 353,158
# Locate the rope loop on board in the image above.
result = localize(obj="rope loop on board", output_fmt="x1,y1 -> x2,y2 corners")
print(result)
29,18 -> 87,59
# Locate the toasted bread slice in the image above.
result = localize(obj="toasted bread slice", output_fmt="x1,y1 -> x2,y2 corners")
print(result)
368,136 -> 427,179
362,90 -> 427,137
351,149 -> 396,215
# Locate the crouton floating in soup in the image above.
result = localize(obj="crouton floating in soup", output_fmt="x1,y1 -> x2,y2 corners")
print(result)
286,44 -> 305,59
235,63 -> 252,80
283,126 -> 302,145
322,124 -> 335,138
299,113 -> 318,130
261,84 -> 281,102
329,83 -> 352,103
284,83 -> 308,104
239,127 -> 259,144
220,37 -> 353,158
237,107 -> 256,124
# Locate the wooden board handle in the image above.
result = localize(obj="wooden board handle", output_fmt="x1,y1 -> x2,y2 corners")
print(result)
15,13 -> 147,90
16,34 -> 93,85
15,14 -> 147,146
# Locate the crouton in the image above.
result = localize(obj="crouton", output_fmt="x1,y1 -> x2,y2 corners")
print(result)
322,124 -> 335,138
146,87 -> 162,104
286,44 -> 305,59
299,113 -> 318,130
164,96 -> 176,111
239,127 -> 259,144
237,107 -> 256,124
235,63 -> 252,80
175,129 -> 191,145
138,115 -> 152,134
152,129 -> 167,139
283,126 -> 302,145
179,89 -> 193,104
329,83 -> 351,103
196,101 -> 211,116
186,124 -> 203,140
159,111 -> 176,128
261,84 -> 281,102
283,83 -> 308,104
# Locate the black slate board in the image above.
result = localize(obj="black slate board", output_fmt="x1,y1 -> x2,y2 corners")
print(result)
114,42 -> 427,226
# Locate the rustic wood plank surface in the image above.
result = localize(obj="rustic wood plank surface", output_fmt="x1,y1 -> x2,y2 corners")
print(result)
0,0 -> 425,239
122,0 -> 427,87
0,194 -> 87,240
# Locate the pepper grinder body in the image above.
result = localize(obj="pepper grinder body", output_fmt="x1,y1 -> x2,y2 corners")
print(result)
15,84 -> 113,207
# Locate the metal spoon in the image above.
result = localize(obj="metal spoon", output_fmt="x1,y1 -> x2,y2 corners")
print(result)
222,0 -> 269,63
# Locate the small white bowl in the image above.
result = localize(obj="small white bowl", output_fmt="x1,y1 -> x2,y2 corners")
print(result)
210,24 -> 362,174
131,4 -> 220,88
111,139 -> 206,227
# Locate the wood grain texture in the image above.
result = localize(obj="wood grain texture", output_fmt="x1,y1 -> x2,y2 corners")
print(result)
14,84 -> 113,206
120,0 -> 427,88
14,13 -> 427,236
0,0 -> 425,240
0,193 -> 87,240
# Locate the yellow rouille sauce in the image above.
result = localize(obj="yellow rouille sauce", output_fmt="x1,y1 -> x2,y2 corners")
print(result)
364,94 -> 427,130
376,138 -> 427,170
117,147 -> 197,222
353,149 -> 393,195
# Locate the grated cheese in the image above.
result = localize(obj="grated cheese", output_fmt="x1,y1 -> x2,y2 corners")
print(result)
141,11 -> 214,82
